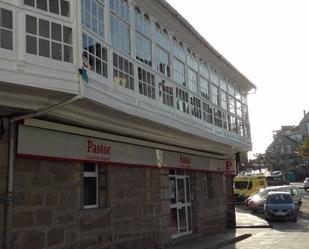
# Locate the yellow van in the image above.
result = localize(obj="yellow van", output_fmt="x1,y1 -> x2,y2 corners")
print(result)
233,173 -> 267,202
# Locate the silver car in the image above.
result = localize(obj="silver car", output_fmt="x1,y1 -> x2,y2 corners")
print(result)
304,177 -> 309,191
247,185 -> 302,212
264,192 -> 297,222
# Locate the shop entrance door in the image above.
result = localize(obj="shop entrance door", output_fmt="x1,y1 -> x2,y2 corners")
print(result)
169,170 -> 192,239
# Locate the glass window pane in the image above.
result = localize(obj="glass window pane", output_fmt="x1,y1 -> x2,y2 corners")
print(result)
49,0 -> 59,14
170,208 -> 178,235
60,0 -> 70,17
24,0 -> 35,7
37,0 -> 48,11
177,178 -> 185,203
26,35 -> 37,54
103,63 -> 108,77
96,59 -> 101,74
98,6 -> 104,22
85,0 -> 91,11
0,29 -> 13,50
1,9 -> 12,29
92,17 -> 97,33
102,48 -> 107,61
52,42 -> 62,60
98,23 -> 104,37
179,207 -> 186,232
39,38 -> 50,57
187,206 -> 192,231
95,43 -> 101,58
26,15 -> 37,35
51,23 -> 61,41
84,177 -> 97,206
88,37 -> 94,54
82,33 -> 88,49
169,178 -> 176,204
92,2 -> 97,17
39,19 -> 50,38
63,45 -> 73,62
63,26 -> 72,44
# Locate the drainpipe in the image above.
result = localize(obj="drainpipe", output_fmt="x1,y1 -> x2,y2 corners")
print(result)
3,93 -> 83,249
3,120 -> 14,249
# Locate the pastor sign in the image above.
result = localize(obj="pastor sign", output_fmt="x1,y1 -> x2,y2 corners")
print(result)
17,125 -> 236,173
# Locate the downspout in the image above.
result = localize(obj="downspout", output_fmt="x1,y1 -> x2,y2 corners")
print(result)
4,41 -> 84,247
3,94 -> 83,249
3,0 -> 86,246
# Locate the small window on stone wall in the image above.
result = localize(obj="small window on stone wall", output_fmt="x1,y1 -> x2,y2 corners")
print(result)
203,173 -> 214,199
83,163 -> 98,209
83,163 -> 107,209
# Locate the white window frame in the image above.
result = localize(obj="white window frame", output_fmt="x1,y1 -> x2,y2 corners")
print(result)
138,66 -> 155,99
200,77 -> 209,100
81,0 -> 105,38
25,15 -> 73,63
82,32 -> 108,78
159,79 -> 174,107
172,57 -> 185,86
83,164 -> 99,209
135,31 -> 152,67
113,52 -> 135,90
188,68 -> 198,93
0,8 -> 13,51
24,0 -> 71,17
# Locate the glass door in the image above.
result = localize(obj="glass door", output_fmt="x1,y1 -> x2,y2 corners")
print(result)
169,170 -> 192,239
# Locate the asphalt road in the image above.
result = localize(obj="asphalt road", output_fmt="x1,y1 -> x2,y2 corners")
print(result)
222,184 -> 309,249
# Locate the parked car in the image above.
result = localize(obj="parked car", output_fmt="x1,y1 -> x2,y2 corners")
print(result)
246,185 -> 302,212
304,177 -> 309,191
264,191 -> 297,222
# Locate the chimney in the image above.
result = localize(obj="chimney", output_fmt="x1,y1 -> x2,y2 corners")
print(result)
304,110 -> 307,117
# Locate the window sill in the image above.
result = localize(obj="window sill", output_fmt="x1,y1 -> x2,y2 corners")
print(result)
81,206 -> 112,216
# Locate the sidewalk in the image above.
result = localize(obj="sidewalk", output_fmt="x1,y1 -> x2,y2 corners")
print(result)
166,207 -> 270,249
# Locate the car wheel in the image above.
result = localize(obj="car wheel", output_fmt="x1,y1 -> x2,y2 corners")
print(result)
305,188 -> 308,192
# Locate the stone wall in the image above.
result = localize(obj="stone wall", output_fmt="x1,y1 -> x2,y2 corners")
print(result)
2,153 -> 234,249
108,166 -> 162,249
225,176 -> 236,228
8,159 -> 164,249
191,172 -> 229,237
11,159 -> 81,249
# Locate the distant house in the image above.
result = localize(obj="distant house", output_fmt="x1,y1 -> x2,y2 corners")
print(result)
266,111 -> 309,170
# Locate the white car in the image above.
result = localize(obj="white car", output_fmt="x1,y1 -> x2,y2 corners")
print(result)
304,178 -> 309,191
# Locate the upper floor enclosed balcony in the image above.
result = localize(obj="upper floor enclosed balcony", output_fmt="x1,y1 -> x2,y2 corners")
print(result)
0,0 -> 256,153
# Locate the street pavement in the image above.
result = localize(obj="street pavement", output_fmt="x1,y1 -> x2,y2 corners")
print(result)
167,183 -> 309,249
166,201 -> 270,249
222,186 -> 309,249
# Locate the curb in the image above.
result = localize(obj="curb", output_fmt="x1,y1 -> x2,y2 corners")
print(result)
203,233 -> 252,249
236,224 -> 272,228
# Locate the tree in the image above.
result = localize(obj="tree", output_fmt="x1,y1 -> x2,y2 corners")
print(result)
298,138 -> 309,159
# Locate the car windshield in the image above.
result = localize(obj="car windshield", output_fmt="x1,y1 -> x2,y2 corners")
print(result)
234,181 -> 248,189
266,194 -> 293,204
259,190 -> 269,198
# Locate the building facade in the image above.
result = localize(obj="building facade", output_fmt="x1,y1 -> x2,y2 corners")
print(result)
0,0 -> 255,248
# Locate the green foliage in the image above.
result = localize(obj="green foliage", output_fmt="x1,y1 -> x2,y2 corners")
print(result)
298,138 -> 309,158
